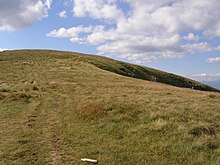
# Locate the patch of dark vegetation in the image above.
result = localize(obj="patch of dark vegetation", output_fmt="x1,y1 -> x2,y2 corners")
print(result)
209,94 -> 217,98
18,139 -> 29,145
106,107 -> 113,112
5,92 -> 33,103
189,125 -> 217,137
192,140 -> 219,152
0,87 -> 10,93
207,141 -> 219,150
32,85 -> 39,91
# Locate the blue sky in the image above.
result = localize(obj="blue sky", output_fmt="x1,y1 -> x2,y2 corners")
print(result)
0,0 -> 220,82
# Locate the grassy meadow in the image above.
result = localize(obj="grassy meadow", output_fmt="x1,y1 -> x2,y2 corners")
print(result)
0,50 -> 219,164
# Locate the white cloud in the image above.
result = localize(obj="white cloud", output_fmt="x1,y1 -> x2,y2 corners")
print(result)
184,33 -> 199,41
72,0 -> 123,21
192,73 -> 220,81
182,42 -> 215,53
193,73 -> 208,77
47,25 -> 105,44
47,0 -> 220,63
0,48 -> 9,52
59,10 -> 67,18
206,57 -> 220,64
0,0 -> 52,31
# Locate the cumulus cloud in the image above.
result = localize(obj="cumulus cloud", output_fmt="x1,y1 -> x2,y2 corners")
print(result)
47,0 -> 220,63
206,57 -> 220,64
47,25 -> 105,44
0,0 -> 52,31
72,0 -> 124,21
59,10 -> 67,18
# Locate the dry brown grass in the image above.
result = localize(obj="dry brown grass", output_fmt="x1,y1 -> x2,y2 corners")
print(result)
0,50 -> 219,164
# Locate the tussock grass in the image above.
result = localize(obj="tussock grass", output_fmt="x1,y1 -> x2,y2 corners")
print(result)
0,50 -> 219,164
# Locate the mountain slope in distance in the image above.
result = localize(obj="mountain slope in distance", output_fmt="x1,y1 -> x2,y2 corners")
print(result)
202,80 -> 220,90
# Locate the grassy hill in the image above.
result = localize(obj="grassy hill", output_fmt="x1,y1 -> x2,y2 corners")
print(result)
1,50 -> 218,92
0,50 -> 220,164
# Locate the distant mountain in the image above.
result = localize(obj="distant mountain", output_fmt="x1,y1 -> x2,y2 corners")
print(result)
202,80 -> 220,90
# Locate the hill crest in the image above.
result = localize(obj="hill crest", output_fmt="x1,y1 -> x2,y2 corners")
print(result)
1,49 -> 219,92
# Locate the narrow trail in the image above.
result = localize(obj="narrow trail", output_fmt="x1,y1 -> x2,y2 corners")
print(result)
37,61 -> 65,165
26,94 -> 65,165
49,95 -> 64,165
22,63 -> 65,164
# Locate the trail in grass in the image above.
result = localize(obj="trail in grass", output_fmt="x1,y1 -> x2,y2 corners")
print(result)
17,63 -> 66,164
48,95 -> 64,165
34,74 -> 66,164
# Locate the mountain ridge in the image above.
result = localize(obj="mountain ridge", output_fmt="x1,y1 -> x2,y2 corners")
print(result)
201,80 -> 220,90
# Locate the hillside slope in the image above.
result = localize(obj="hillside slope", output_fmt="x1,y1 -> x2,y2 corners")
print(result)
1,50 -> 218,92
0,50 -> 220,164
